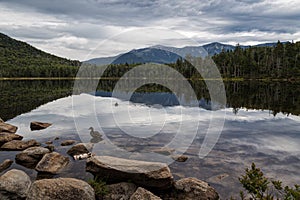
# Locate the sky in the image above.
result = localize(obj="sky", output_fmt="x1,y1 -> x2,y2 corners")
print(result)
0,0 -> 300,61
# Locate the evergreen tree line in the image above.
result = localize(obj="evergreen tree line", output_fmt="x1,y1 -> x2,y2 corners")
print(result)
212,41 -> 300,79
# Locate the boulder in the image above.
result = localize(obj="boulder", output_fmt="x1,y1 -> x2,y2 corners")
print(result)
0,122 -> 18,133
172,155 -> 188,162
86,156 -> 173,189
0,139 -> 40,151
173,177 -> 219,200
30,121 -> 52,131
130,187 -> 162,200
45,144 -> 55,152
0,169 -> 31,200
103,182 -> 137,200
61,140 -> 76,146
35,152 -> 69,174
0,132 -> 23,146
0,159 -> 13,173
0,118 -> 3,123
15,147 -> 50,168
67,143 -> 89,156
26,178 -> 95,200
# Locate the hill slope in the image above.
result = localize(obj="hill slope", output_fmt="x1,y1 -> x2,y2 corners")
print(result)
0,32 -> 81,77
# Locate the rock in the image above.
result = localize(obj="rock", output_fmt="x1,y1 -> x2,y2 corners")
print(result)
86,156 -> 173,189
0,139 -> 40,151
45,141 -> 53,145
0,118 -> 3,123
103,182 -> 137,200
0,122 -> 18,133
0,132 -> 23,146
45,144 -> 55,152
30,121 -> 52,131
35,152 -> 69,174
67,143 -> 89,156
0,159 -> 13,173
26,178 -> 95,200
61,140 -> 76,146
130,187 -> 161,200
172,155 -> 188,162
54,137 -> 60,140
152,147 -> 175,156
174,177 -> 219,200
0,169 -> 31,200
15,147 -> 50,168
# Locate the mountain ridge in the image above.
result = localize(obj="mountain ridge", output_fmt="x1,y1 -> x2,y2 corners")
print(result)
85,41 -> 286,65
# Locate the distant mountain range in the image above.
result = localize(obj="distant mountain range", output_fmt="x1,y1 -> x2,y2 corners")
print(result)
85,42 -> 283,65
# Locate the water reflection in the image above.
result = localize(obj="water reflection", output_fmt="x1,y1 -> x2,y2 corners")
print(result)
2,93 -> 299,199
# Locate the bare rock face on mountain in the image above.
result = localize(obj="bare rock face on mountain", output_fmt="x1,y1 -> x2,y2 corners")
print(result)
30,121 -> 52,131
130,187 -> 162,200
0,121 -> 18,133
15,147 -> 50,168
35,152 -> 69,174
86,156 -> 174,189
0,132 -> 23,146
0,169 -> 31,200
26,178 -> 95,200
0,139 -> 40,151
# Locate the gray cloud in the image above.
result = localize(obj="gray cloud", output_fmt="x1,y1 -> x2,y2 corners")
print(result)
0,0 -> 299,60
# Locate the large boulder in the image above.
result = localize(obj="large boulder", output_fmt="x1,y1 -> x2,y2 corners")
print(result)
30,121 -> 52,131
35,152 -> 69,174
0,169 -> 31,200
0,132 -> 23,146
67,143 -> 90,156
103,182 -> 137,200
86,156 -> 173,189
173,177 -> 219,200
0,122 -> 18,133
0,139 -> 40,151
15,147 -> 50,168
130,187 -> 162,200
26,178 -> 95,200
0,159 -> 13,173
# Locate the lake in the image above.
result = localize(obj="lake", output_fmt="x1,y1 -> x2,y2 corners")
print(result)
0,79 -> 300,199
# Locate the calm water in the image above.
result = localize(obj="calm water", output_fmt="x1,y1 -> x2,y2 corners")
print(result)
0,80 -> 300,199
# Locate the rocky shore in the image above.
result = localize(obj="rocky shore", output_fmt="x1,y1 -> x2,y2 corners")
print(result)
0,119 -> 219,200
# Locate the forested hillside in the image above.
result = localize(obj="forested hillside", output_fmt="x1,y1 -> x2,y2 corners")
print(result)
0,32 -> 81,77
212,41 -> 300,79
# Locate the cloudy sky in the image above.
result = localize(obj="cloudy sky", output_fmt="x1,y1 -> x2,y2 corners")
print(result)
0,0 -> 300,60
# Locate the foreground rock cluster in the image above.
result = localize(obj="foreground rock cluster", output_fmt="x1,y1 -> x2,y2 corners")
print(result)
0,119 -> 219,200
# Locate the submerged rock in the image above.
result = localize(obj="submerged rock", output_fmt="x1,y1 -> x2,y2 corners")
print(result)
174,177 -> 219,200
61,140 -> 76,146
30,121 -> 52,131
26,178 -> 95,200
35,152 -> 69,174
15,147 -> 50,168
86,156 -> 173,189
0,139 -> 40,151
67,143 -> 90,156
0,132 -> 23,146
0,169 -> 31,200
0,122 -> 18,133
172,155 -> 188,162
0,159 -> 13,173
103,182 -> 137,200
130,187 -> 162,200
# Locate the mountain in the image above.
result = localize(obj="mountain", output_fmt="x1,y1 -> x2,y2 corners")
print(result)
202,42 -> 235,55
112,47 -> 182,64
0,32 -> 80,77
85,41 -> 288,65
